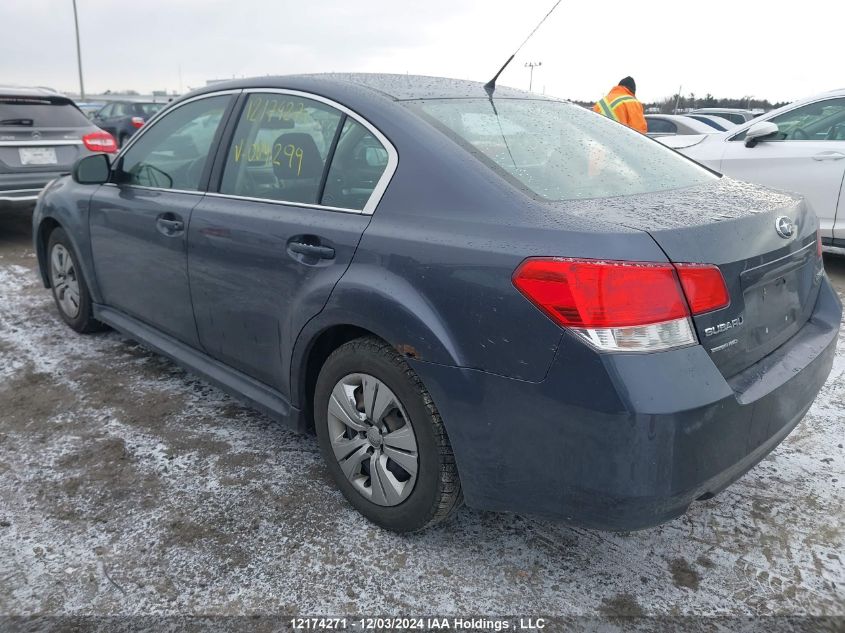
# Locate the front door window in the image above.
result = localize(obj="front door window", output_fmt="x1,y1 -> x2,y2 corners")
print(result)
116,95 -> 230,190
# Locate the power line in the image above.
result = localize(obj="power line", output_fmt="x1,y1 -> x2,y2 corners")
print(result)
525,61 -> 542,92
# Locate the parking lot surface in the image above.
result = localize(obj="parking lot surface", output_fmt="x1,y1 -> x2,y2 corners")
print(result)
0,207 -> 843,618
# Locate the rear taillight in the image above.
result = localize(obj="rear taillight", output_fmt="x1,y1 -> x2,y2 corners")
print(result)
674,264 -> 730,315
513,258 -> 729,352
82,130 -> 117,153
131,116 -> 145,129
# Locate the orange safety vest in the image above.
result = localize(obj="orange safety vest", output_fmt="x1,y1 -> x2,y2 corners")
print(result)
593,86 -> 647,133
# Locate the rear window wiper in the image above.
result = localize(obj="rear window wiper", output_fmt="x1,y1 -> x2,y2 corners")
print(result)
0,118 -> 34,126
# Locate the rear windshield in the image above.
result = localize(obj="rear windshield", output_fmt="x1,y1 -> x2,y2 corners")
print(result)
0,97 -> 91,127
408,98 -> 714,201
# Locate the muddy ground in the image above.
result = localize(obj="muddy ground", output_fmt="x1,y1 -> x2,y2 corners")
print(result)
0,206 -> 843,621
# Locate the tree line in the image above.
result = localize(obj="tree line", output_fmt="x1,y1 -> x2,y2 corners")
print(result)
571,93 -> 791,113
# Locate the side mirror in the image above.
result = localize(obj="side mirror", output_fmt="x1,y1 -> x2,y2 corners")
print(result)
745,121 -> 779,147
72,153 -> 111,185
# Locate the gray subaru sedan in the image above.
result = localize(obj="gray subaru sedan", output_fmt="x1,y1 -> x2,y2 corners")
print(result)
32,74 -> 841,532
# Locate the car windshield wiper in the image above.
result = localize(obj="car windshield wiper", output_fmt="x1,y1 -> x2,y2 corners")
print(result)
0,118 -> 34,126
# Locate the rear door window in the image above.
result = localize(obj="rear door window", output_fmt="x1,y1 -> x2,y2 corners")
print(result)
139,103 -> 165,117
321,118 -> 389,210
0,97 -> 90,127
219,93 -> 343,205
114,103 -> 133,117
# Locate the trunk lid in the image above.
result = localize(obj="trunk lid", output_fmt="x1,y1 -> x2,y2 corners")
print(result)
561,178 -> 825,378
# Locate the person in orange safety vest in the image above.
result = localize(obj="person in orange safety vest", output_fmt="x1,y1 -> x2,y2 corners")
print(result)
593,77 -> 647,134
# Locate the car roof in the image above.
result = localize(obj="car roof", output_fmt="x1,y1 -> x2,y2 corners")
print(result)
689,114 -> 737,125
189,73 -> 539,102
691,108 -> 754,114
645,114 -> 697,119
106,100 -> 165,105
0,85 -> 68,99
645,114 -> 714,131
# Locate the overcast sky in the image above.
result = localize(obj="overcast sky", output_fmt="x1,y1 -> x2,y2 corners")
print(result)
1,0 -> 841,104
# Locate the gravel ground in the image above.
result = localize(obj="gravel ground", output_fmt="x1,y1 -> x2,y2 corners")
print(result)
0,206 -> 843,621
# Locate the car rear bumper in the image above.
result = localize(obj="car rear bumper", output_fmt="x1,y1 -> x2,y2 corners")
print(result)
0,188 -> 42,203
0,171 -> 67,204
409,276 -> 841,531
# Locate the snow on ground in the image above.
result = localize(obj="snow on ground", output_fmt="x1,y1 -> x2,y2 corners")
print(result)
0,211 -> 843,620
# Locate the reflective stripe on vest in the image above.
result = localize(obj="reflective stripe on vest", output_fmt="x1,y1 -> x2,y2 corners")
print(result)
609,95 -> 635,109
598,95 -> 636,121
597,98 -> 615,119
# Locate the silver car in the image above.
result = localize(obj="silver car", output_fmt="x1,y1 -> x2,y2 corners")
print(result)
0,87 -> 117,207
689,108 -> 759,125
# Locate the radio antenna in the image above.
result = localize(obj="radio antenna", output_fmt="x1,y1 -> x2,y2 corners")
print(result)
484,0 -> 563,94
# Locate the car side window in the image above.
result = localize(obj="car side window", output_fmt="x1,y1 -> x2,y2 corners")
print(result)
116,95 -> 230,191
219,93 -> 343,205
768,98 -> 845,141
647,118 -> 676,135
98,104 -> 113,118
321,118 -> 389,210
733,99 -> 845,142
721,113 -> 745,125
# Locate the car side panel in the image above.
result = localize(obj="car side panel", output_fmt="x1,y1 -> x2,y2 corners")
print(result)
719,139 -> 845,239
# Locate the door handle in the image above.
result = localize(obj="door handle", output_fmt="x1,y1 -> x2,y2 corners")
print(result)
288,241 -> 335,259
812,151 -> 845,161
156,214 -> 185,236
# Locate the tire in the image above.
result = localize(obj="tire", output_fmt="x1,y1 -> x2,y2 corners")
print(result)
314,337 -> 463,532
46,227 -> 104,334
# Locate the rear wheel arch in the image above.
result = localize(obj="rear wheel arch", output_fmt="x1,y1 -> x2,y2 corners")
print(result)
298,324 -> 379,432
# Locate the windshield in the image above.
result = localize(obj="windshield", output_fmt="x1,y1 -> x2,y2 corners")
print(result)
408,98 -> 715,201
0,96 -> 90,127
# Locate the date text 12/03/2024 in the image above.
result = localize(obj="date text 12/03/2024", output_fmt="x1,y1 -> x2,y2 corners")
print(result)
289,617 -> 548,630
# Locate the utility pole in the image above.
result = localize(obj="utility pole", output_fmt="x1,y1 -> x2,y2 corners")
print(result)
524,61 -> 542,92
673,85 -> 682,114
72,0 -> 85,100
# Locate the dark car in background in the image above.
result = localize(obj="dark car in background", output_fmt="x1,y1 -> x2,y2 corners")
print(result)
76,102 -> 107,119
91,101 -> 166,147
32,75 -> 840,533
0,87 -> 116,206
